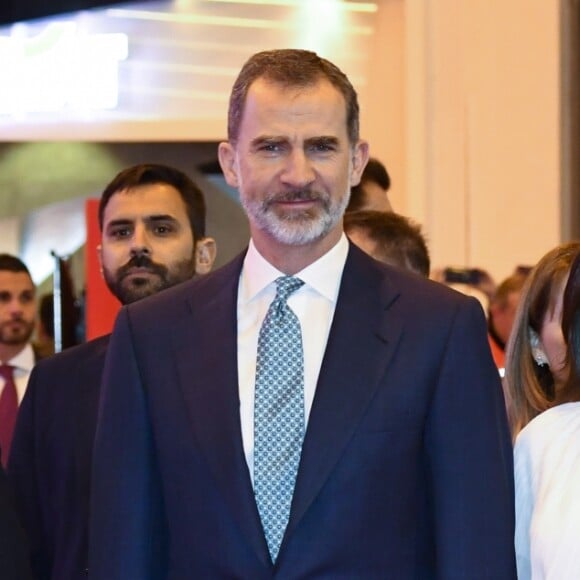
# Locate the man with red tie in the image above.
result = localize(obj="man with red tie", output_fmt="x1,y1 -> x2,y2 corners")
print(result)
0,255 -> 37,468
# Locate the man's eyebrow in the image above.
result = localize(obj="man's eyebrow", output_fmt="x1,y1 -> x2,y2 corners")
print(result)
305,136 -> 340,146
105,215 -> 178,228
144,214 -> 179,223
104,218 -> 133,230
250,135 -> 287,147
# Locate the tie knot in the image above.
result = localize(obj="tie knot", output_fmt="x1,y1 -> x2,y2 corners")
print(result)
274,276 -> 304,304
0,365 -> 14,381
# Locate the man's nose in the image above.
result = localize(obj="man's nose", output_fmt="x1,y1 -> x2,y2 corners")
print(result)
280,150 -> 315,188
129,226 -> 151,256
8,298 -> 24,317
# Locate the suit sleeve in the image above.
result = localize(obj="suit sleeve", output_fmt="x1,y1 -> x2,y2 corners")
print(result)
425,298 -> 517,579
0,462 -> 33,580
7,370 -> 50,579
88,307 -> 166,580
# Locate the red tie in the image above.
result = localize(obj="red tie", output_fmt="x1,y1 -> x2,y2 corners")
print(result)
0,364 -> 18,468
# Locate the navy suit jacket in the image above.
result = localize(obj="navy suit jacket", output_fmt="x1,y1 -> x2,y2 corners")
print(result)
0,462 -> 32,580
8,335 -> 110,580
90,244 -> 516,579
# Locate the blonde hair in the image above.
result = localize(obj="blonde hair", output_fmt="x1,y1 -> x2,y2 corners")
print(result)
505,241 -> 580,437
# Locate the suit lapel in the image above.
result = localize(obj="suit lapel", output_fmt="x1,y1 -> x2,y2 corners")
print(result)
168,246 -> 405,565
172,256 -> 271,568
285,245 -> 404,541
74,336 -> 110,499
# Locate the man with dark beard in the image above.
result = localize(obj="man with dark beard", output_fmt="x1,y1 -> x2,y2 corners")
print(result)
0,255 -> 37,467
8,164 -> 216,580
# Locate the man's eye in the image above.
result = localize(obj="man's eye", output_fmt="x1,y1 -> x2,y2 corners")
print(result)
110,227 -> 132,239
311,142 -> 335,153
259,142 -> 282,153
154,225 -> 174,235
20,293 -> 34,304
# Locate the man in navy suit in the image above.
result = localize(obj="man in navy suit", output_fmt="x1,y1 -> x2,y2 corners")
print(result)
7,164 -> 216,579
89,50 -> 516,579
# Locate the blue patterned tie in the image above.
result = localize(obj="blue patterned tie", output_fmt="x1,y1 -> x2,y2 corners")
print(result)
254,276 -> 305,562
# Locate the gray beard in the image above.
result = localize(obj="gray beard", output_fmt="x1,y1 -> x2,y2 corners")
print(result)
241,188 -> 349,246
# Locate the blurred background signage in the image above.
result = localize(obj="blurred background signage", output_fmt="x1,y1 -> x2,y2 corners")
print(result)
0,22 -> 128,115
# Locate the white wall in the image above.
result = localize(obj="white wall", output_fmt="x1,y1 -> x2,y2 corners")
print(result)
365,0 -> 561,282
0,217 -> 21,256
1,0 -> 563,283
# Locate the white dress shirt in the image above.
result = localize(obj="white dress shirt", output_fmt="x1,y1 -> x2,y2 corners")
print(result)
237,234 -> 349,481
0,343 -> 35,404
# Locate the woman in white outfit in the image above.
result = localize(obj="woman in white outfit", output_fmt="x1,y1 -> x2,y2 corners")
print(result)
510,247 -> 580,579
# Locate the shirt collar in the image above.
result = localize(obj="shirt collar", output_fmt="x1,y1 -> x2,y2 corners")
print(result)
6,343 -> 35,374
240,233 -> 349,305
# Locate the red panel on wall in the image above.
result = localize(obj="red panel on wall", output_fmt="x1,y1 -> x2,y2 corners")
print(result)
85,199 -> 120,340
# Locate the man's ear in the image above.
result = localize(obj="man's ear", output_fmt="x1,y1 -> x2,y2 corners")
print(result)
96,244 -> 104,276
350,140 -> 370,187
218,142 -> 240,188
194,237 -> 217,274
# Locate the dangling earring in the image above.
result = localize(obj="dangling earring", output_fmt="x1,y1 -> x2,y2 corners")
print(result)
529,328 -> 549,367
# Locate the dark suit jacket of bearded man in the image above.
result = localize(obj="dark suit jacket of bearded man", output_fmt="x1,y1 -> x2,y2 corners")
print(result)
8,335 -> 109,579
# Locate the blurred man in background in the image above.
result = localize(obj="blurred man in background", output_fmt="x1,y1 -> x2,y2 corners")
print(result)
344,210 -> 430,277
345,157 -> 392,213
488,273 -> 527,370
0,255 -> 37,467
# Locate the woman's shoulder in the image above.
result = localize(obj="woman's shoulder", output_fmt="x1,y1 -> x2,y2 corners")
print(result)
515,402 -> 580,469
518,403 -> 580,443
